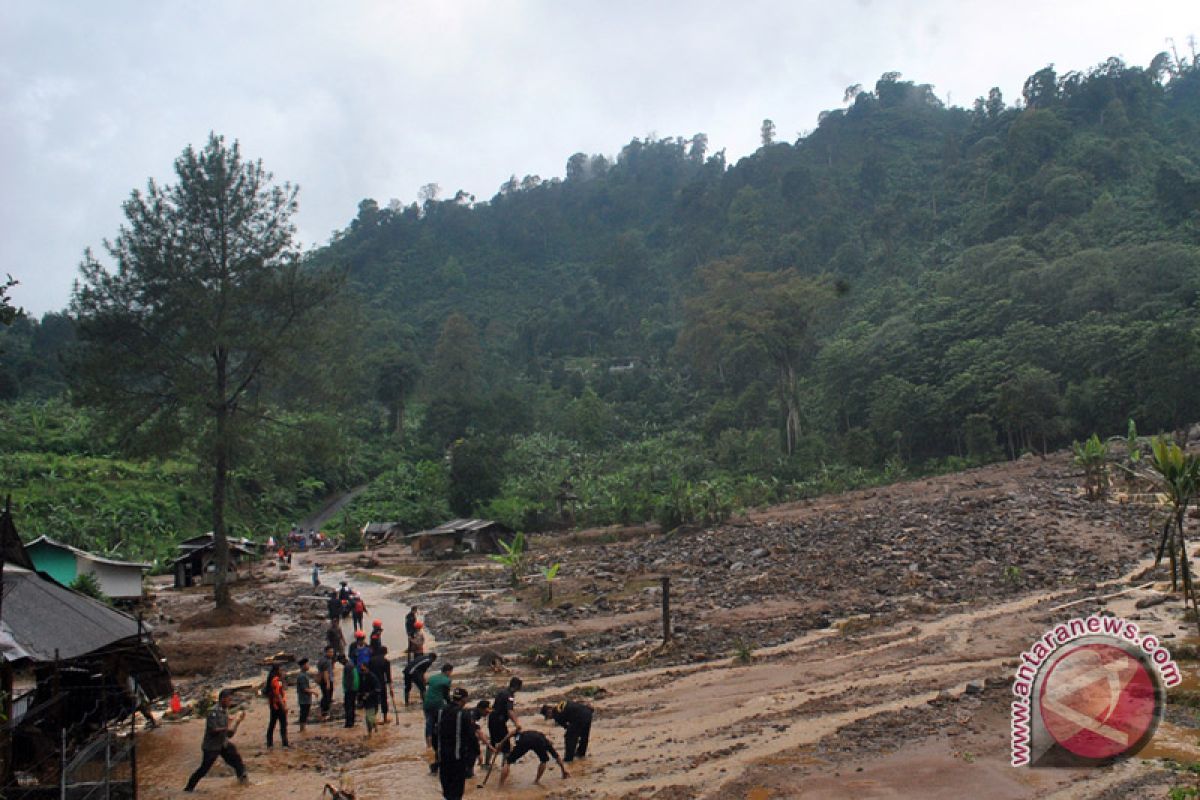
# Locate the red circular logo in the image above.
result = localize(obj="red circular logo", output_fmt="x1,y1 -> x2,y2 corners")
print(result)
1038,643 -> 1159,759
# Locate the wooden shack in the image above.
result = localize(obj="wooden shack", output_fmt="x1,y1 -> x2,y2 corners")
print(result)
406,518 -> 513,557
171,540 -> 256,588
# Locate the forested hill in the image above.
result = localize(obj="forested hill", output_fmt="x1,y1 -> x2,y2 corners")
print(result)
3,53 -> 1200,562
320,54 -> 1200,464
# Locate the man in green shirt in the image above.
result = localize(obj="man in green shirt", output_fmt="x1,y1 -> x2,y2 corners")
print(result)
184,690 -> 248,791
424,663 -> 454,773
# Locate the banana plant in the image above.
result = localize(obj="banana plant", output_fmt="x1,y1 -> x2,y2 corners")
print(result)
1142,436 -> 1200,632
1071,434 -> 1109,500
540,562 -> 561,603
488,531 -> 527,587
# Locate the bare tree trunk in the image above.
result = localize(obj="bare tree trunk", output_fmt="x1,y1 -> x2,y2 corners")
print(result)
1169,526 -> 1179,593
212,350 -> 232,610
780,363 -> 801,456
1177,512 -> 1200,635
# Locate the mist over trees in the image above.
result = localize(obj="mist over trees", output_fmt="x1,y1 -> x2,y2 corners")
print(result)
4,50 -> 1200,558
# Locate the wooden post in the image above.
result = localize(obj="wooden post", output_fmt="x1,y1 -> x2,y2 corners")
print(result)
661,576 -> 671,642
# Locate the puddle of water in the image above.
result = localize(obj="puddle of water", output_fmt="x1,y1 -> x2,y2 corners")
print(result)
1138,719 -> 1200,762
1172,661 -> 1200,692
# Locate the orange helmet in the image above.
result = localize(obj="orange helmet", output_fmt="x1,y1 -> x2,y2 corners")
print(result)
354,630 -> 366,638
372,619 -> 382,628
414,621 -> 424,630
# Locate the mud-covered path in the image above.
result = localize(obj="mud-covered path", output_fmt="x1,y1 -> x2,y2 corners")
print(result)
135,453 -> 1192,799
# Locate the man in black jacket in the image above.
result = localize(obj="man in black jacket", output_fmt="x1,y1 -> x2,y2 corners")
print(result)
437,687 -> 492,800
368,645 -> 393,722
403,651 -> 436,706
540,700 -> 593,762
488,676 -> 523,759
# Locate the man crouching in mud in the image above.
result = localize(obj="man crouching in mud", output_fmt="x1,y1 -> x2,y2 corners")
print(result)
498,729 -> 570,786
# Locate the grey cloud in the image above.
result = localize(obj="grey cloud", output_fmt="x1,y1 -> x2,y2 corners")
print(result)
1,0 -> 1195,314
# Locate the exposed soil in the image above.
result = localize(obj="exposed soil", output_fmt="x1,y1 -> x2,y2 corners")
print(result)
178,599 -> 260,630
134,452 -> 1200,799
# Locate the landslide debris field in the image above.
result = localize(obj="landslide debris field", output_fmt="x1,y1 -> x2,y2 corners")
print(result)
144,452 -> 1200,799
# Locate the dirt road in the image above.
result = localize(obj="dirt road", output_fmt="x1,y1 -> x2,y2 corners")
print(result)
137,453 -> 1197,798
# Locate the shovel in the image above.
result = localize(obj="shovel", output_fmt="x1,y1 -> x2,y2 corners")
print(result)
479,733 -> 515,788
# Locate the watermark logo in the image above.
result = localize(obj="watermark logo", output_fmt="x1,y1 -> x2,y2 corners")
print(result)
1011,615 -> 1178,767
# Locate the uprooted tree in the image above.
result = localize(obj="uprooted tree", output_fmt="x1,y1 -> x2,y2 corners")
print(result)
70,133 -> 339,610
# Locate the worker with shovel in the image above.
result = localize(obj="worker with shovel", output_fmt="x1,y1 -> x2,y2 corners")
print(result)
487,676 -> 523,761
367,645 -> 395,722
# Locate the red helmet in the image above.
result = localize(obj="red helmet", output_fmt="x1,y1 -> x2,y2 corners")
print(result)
414,621 -> 424,630
354,630 -> 366,638
372,619 -> 382,628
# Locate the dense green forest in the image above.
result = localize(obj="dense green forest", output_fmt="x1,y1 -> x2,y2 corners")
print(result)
3,50 -> 1200,565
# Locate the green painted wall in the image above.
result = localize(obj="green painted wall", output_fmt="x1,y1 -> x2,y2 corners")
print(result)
26,541 -> 78,587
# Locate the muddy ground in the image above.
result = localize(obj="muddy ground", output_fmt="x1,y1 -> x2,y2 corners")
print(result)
137,452 -> 1200,799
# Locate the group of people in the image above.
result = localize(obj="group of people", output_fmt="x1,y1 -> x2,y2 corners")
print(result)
185,572 -> 596,798
422,661 -> 595,798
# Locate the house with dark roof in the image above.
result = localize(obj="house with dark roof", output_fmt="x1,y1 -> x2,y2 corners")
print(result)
1,508 -> 171,791
405,518 -> 513,557
170,539 -> 256,588
177,531 -> 260,553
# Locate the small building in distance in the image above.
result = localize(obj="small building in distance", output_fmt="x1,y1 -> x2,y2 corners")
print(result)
406,518 -> 513,557
177,531 -> 260,555
24,535 -> 150,601
171,538 -> 257,589
362,521 -> 403,547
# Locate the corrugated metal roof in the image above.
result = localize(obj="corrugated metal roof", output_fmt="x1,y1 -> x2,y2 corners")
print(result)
407,518 -> 511,538
26,535 -> 151,570
1,565 -> 149,663
169,541 -> 256,566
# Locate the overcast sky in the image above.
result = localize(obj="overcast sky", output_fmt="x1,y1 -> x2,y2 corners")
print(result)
2,1 -> 1197,315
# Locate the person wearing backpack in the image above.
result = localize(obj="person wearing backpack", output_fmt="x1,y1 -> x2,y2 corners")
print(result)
351,593 -> 367,632
347,629 -> 366,670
